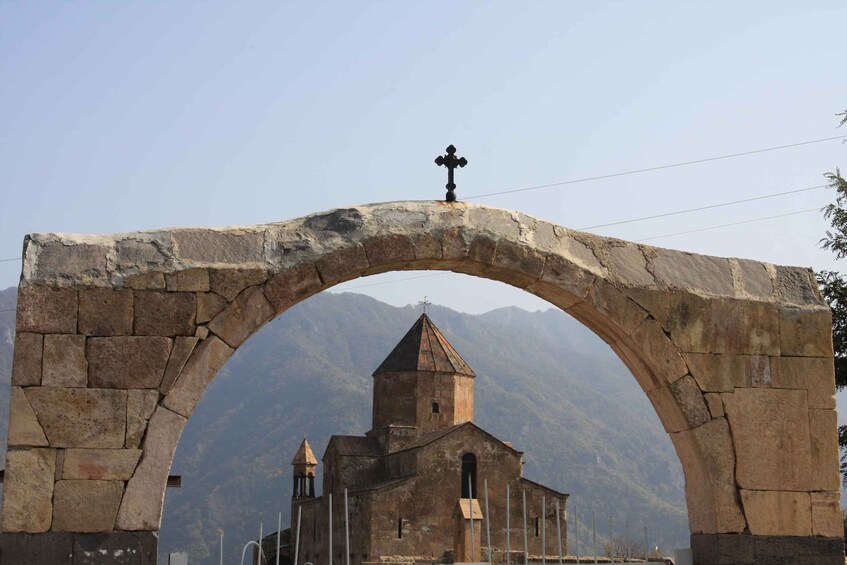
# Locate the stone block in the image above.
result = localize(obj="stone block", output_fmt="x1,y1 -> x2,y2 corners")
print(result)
0,532 -> 74,565
163,336 -> 233,417
196,291 -> 228,323
490,239 -> 545,287
811,492 -> 844,538
467,207 -> 521,238
16,285 -> 77,333
770,356 -> 835,409
440,227 -> 470,262
88,337 -> 172,389
629,318 -> 688,388
653,249 -> 734,296
264,263 -> 325,313
53,480 -> 123,532
208,286 -> 274,348
34,241 -> 108,283
671,418 -> 747,534
116,239 -> 168,270
42,334 -> 88,387
78,288 -> 134,335
1,448 -> 56,532
172,228 -> 264,264
647,383 -> 705,433
670,374 -> 711,428
11,332 -> 42,386
165,268 -> 209,292
73,531 -> 159,565
740,490 -> 811,536
809,409 -> 840,491
776,265 -> 819,305
117,406 -> 187,530
704,392 -> 724,418
464,235 -> 497,267
26,388 -> 127,448
62,448 -> 141,480
723,388 -> 812,490
603,243 -> 654,287
160,336 -> 199,394
682,353 -> 759,392
752,535 -> 844,564
315,244 -> 369,284
567,279 -> 649,344
731,258 -> 775,302
133,291 -> 196,336
8,386 -> 48,447
363,234 -> 415,275
637,293 -> 780,355
124,271 -> 165,290
209,268 -> 268,301
532,254 -> 594,309
690,533 -> 754,564
410,232 -> 442,262
780,306 -> 833,357
126,390 -> 160,448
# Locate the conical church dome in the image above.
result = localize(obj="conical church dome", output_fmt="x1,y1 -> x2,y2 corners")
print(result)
373,314 -> 475,377
291,438 -> 318,466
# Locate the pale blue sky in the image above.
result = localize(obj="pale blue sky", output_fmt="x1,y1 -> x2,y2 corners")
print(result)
1,1 -> 846,314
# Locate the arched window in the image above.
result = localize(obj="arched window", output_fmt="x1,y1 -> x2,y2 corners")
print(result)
461,453 -> 477,498
432,401 -> 440,414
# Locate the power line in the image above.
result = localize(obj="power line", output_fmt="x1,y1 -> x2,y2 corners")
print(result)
0,257 -> 20,263
579,184 -> 827,231
463,135 -> 847,200
635,208 -> 819,242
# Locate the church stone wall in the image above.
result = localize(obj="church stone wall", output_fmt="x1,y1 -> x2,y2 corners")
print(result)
2,200 -> 841,564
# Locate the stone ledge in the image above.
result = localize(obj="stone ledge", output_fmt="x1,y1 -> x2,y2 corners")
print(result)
690,533 -> 844,564
0,531 -> 158,565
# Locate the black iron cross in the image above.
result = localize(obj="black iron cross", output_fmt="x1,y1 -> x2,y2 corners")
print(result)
434,145 -> 467,202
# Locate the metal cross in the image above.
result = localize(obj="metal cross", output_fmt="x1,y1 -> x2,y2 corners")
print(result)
434,144 -> 468,202
418,296 -> 431,314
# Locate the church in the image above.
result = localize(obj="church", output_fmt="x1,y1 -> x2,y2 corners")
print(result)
271,313 -> 568,564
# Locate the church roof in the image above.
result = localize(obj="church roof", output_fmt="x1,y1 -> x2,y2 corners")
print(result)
324,436 -> 382,458
392,421 -> 522,455
291,438 -> 318,465
373,314 -> 475,377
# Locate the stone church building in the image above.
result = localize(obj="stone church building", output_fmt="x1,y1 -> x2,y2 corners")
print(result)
272,314 -> 568,564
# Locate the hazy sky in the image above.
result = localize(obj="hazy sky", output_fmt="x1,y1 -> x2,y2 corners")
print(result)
1,1 -> 846,314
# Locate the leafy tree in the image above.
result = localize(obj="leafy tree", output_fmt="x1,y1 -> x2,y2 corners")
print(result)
818,109 -> 847,483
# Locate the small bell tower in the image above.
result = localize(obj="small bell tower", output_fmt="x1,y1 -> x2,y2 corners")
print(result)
291,438 -> 317,498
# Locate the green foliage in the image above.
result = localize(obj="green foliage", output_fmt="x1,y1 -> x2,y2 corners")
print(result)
818,109 -> 847,485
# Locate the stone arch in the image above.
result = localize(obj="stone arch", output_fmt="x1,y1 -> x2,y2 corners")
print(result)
1,201 -> 841,563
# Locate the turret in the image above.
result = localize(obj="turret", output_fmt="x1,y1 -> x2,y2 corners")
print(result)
291,438 -> 317,498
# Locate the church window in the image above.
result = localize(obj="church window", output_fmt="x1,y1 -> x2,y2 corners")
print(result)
461,453 -> 477,498
397,517 -> 403,539
432,401 -> 440,414
535,516 -> 540,537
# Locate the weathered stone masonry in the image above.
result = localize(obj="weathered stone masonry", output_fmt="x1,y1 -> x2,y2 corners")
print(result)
0,201 -> 841,564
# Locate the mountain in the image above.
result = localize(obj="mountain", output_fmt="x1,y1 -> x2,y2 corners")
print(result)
0,287 -> 689,563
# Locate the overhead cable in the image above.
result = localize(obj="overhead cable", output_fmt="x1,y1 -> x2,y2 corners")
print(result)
463,135 -> 847,200
635,208 -> 819,242
579,184 -> 826,231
